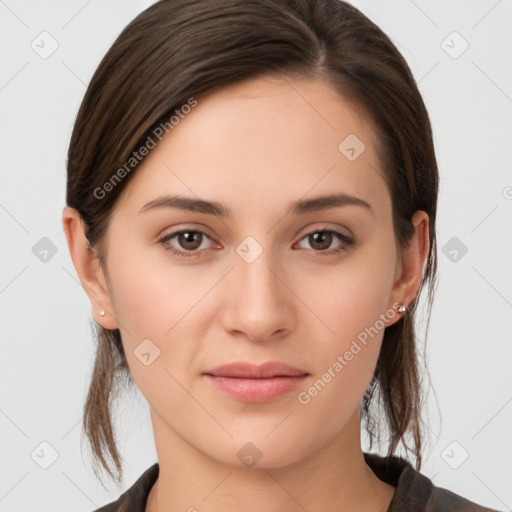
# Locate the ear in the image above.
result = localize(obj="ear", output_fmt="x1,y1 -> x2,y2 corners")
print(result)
62,206 -> 119,330
387,210 -> 430,326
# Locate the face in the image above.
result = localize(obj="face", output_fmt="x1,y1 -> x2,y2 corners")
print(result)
96,76 -> 405,468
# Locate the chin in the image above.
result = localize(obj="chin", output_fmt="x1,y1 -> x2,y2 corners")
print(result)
205,430 -> 319,470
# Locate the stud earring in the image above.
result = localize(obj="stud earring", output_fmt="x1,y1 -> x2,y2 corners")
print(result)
99,310 -> 106,317
397,303 -> 407,313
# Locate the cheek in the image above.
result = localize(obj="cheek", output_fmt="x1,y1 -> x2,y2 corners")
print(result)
106,236 -> 204,339
105,256 -> 199,407
292,239 -> 395,409
294,274 -> 388,436
104,241 -> 221,383
107,263 -> 164,339
296,239 -> 396,345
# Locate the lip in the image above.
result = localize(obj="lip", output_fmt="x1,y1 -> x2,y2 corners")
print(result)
202,362 -> 309,403
203,361 -> 308,378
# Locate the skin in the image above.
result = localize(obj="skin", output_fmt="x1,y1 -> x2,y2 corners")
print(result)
63,75 -> 429,512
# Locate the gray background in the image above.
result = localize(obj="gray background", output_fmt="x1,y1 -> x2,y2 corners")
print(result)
1,0 -> 511,511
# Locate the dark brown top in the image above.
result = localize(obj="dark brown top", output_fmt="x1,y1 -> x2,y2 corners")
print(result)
93,452 -> 502,511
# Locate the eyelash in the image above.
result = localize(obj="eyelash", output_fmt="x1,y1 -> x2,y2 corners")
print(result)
158,228 -> 355,259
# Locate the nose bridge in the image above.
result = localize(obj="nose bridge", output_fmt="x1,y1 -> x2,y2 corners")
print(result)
240,246 -> 280,300
223,236 -> 293,340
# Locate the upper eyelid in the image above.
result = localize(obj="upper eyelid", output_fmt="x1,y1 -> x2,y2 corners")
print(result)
158,224 -> 214,240
160,224 -> 350,237
159,226 -> 352,248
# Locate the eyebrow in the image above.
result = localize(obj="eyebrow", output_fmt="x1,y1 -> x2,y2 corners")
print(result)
138,193 -> 373,217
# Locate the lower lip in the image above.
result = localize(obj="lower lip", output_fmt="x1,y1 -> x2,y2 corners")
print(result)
204,375 -> 308,403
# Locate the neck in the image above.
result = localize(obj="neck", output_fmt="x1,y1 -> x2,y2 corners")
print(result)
146,409 -> 395,512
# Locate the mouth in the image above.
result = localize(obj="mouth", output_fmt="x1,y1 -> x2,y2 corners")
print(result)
202,361 -> 309,403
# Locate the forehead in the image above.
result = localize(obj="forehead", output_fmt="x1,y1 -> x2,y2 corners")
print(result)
113,75 -> 389,218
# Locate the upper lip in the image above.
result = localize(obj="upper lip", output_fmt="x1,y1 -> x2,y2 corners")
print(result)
203,362 -> 308,378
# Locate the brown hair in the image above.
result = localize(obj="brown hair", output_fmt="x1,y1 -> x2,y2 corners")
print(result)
66,0 -> 438,485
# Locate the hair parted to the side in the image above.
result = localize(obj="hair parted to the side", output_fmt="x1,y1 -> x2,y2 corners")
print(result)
66,0 -> 438,486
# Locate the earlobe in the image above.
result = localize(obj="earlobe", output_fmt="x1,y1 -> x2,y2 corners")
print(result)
61,206 -> 119,330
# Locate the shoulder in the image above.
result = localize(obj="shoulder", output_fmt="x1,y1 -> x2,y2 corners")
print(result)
91,463 -> 159,512
424,485 -> 503,512
364,452 -> 503,512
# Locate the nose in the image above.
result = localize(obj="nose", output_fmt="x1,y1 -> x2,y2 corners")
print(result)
220,244 -> 296,343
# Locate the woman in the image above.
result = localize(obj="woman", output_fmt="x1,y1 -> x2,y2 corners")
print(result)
62,0 -> 502,510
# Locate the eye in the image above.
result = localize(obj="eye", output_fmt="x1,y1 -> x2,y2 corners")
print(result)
158,229 -> 217,258
158,227 -> 355,259
295,229 -> 355,255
